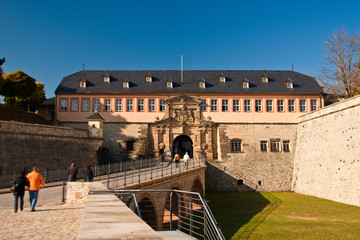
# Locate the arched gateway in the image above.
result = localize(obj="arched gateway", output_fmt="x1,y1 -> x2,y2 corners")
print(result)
150,95 -> 216,160
173,135 -> 193,158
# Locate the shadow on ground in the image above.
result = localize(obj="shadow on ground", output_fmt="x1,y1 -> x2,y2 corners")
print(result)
206,192 -> 281,239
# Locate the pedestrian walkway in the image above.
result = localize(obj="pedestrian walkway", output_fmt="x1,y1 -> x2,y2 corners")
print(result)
0,185 -> 84,240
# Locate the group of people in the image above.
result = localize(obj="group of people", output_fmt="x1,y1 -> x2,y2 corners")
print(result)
12,163 -> 94,213
13,166 -> 45,213
173,152 -> 190,167
66,163 -> 94,182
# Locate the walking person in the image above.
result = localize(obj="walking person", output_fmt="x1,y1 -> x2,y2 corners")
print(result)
183,152 -> 190,169
84,164 -> 94,182
13,171 -> 28,213
174,152 -> 180,168
66,162 -> 78,182
26,166 -> 45,212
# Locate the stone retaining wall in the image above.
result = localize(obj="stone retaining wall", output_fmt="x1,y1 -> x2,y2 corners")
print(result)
0,121 -> 101,180
292,95 -> 360,207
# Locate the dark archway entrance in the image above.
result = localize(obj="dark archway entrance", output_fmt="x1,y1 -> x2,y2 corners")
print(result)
173,135 -> 193,158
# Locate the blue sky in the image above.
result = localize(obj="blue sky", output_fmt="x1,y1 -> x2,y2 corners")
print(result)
1,0 -> 359,98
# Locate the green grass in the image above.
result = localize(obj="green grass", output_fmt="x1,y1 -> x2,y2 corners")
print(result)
206,192 -> 360,240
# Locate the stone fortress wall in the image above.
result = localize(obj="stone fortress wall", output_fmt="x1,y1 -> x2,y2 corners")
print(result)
0,121 -> 101,179
292,95 -> 360,207
207,123 -> 297,192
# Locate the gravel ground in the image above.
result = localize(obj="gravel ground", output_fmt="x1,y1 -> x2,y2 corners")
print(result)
0,186 -> 84,240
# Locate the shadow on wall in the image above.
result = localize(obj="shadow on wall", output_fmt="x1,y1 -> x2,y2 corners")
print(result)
205,162 -> 255,192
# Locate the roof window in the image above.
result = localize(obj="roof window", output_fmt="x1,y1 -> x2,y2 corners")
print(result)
242,80 -> 249,88
261,74 -> 268,83
166,81 -> 173,88
285,77 -> 293,89
145,73 -> 152,82
199,78 -> 206,88
80,78 -> 86,88
219,73 -> 226,83
123,81 -> 129,88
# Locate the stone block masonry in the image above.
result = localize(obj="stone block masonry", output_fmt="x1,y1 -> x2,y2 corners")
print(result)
292,95 -> 360,207
0,121 -> 101,178
208,123 -> 297,192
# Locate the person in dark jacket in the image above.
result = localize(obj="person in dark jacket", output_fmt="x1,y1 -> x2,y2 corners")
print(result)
13,171 -> 28,213
84,164 -> 94,182
66,162 -> 78,182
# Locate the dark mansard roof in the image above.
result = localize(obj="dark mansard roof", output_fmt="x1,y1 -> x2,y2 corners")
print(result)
55,70 -> 323,95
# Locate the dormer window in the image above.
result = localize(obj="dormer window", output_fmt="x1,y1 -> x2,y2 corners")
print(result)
243,81 -> 249,88
285,78 -> 293,89
261,75 -> 268,83
166,81 -> 173,88
80,79 -> 86,88
123,81 -> 129,88
219,74 -> 226,83
286,82 -> 293,89
199,81 -> 206,88
145,75 -> 152,82
104,71 -> 111,83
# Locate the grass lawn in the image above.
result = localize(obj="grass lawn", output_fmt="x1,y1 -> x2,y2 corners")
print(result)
206,192 -> 360,240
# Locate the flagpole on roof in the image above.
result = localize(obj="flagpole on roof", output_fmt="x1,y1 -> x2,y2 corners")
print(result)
181,55 -> 183,83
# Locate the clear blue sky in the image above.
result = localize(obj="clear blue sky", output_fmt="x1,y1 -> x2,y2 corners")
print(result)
1,0 -> 359,98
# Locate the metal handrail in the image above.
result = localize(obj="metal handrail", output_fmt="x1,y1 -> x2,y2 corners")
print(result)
109,189 -> 225,240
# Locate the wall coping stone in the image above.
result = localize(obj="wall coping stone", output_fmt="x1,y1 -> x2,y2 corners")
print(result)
77,182 -> 163,240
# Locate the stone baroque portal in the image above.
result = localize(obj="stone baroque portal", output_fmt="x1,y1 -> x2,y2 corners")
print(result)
151,95 -> 216,159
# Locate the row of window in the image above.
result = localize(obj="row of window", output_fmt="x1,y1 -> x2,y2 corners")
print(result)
230,139 -> 290,152
60,98 -> 166,112
202,99 -> 317,113
60,98 -> 318,113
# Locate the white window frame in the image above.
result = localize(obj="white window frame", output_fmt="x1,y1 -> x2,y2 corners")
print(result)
288,100 -> 295,112
60,99 -> 68,111
115,99 -> 122,112
255,100 -> 262,112
230,139 -> 242,152
277,100 -> 284,112
137,99 -> 144,112
104,99 -> 111,112
222,99 -> 229,112
93,99 -> 100,112
167,82 -> 173,88
200,99 -> 207,112
266,100 -> 273,112
270,139 -> 281,152
283,140 -> 290,152
159,99 -> 165,112
260,140 -> 268,152
126,99 -> 133,112
244,100 -> 251,112
311,100 -> 317,111
233,100 -> 240,112
149,99 -> 155,112
71,99 -> 78,112
300,100 -> 306,112
82,99 -> 89,112
211,99 -> 218,112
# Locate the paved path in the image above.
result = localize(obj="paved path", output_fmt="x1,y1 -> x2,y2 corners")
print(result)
0,186 -> 84,240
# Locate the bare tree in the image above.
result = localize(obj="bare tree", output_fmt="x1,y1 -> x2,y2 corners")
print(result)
322,29 -> 360,98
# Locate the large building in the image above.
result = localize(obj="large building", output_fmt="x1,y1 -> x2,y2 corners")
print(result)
55,70 -> 324,191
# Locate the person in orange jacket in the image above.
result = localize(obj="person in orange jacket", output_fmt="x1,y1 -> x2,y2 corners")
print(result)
26,166 -> 45,212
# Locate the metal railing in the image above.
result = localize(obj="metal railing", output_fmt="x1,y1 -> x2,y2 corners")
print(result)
1,158 -> 161,189
111,189 -> 225,240
105,157 -> 206,189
